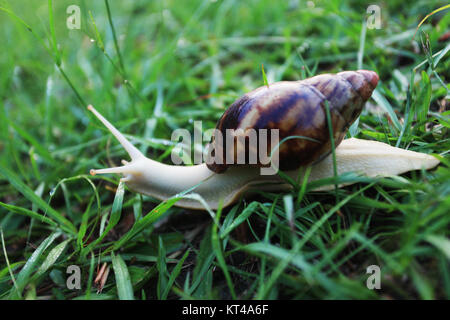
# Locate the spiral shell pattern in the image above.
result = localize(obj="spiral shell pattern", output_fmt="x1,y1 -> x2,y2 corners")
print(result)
207,70 -> 379,173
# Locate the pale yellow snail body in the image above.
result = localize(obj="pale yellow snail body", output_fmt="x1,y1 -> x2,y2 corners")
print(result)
88,71 -> 439,210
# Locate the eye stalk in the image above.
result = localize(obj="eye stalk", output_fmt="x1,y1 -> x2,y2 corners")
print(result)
88,105 -> 144,163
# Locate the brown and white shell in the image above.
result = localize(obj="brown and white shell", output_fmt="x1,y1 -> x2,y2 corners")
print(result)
206,70 -> 379,173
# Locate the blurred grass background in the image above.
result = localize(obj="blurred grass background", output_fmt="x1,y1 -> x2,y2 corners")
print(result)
0,0 -> 449,299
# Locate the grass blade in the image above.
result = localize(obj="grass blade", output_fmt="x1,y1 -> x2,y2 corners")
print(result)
8,121 -> 54,163
34,239 -> 71,279
161,249 -> 190,300
324,100 -> 338,201
9,232 -> 60,299
111,252 -> 135,300
47,0 -> 60,66
1,229 -> 20,296
104,0 -> 126,74
108,197 -> 181,251
261,63 -> 269,87
372,89 -> 402,132
220,202 -> 259,238
83,181 -> 124,253
425,235 -> 450,259
0,166 -> 75,234
211,208 -> 236,299
413,71 -> 431,132
0,201 -> 58,227
157,236 -> 168,299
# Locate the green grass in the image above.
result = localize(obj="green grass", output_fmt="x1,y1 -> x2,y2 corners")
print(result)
0,0 -> 449,300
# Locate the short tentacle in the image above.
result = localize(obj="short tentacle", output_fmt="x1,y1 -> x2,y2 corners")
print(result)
90,165 -> 138,176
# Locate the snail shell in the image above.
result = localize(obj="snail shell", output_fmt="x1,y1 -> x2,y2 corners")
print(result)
206,70 -> 379,173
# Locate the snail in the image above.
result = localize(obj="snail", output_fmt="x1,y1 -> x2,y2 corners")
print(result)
88,70 -> 439,210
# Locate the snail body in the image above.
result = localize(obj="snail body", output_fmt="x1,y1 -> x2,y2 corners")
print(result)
88,70 -> 439,210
